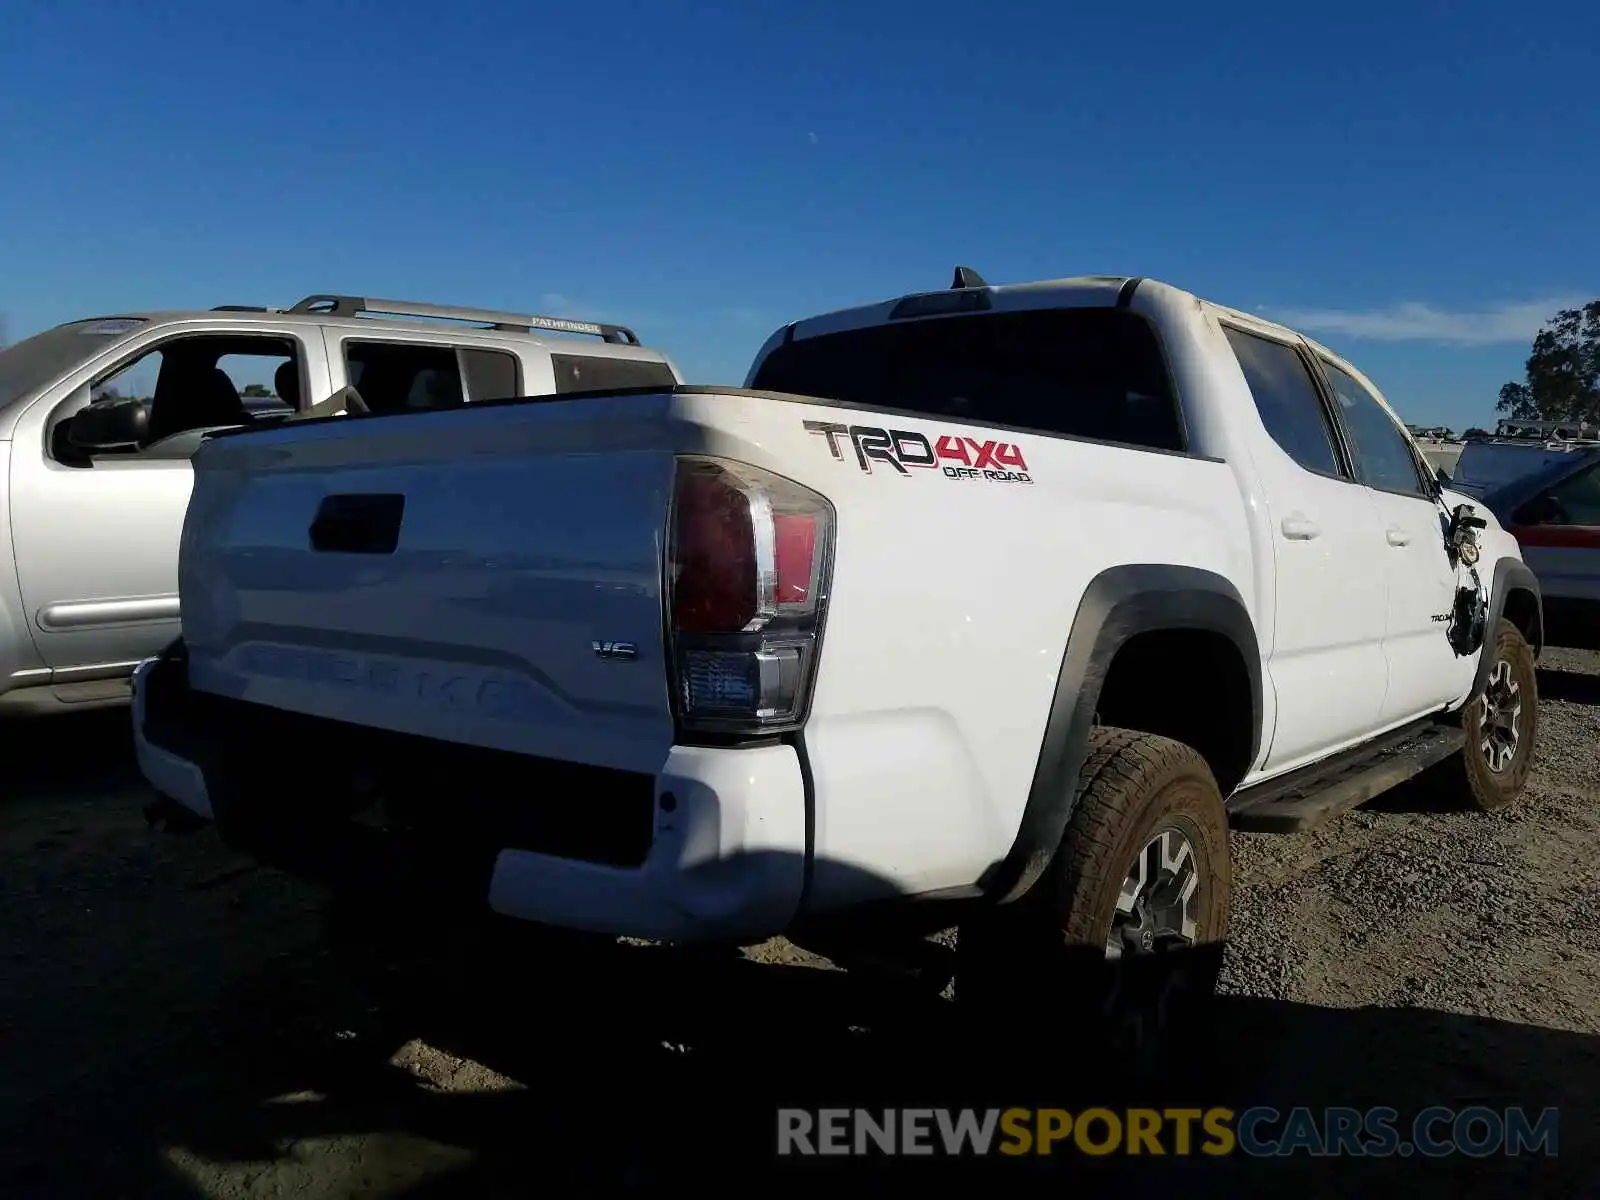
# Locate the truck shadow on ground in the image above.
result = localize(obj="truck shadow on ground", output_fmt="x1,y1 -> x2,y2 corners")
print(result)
1535,666 -> 1600,706
0,706 -> 142,805
3,692 -> 1595,1200
5,869 -> 1594,1200
1359,663 -> 1594,818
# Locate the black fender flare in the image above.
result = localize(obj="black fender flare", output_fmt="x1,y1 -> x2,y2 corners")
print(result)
980,564 -> 1263,906
1471,557 -> 1543,699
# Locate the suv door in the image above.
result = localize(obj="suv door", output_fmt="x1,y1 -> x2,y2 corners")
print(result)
1504,455 -> 1600,649
1221,323 -> 1389,773
1315,356 -> 1476,724
10,327 -> 327,674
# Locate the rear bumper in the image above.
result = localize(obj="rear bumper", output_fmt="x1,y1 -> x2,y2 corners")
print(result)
133,658 -> 215,817
131,652 -> 809,942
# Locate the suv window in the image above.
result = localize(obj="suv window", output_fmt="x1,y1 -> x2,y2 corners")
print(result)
747,308 -> 1185,453
62,333 -> 299,462
461,347 -> 521,402
344,342 -> 523,412
1223,327 -> 1342,476
345,342 -> 463,413
551,353 -> 677,394
1318,359 -> 1428,497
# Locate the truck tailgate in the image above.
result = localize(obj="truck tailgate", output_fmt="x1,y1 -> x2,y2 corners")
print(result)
178,397 -> 680,774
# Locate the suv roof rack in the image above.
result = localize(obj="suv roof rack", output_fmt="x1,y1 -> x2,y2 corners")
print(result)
286,294 -> 640,345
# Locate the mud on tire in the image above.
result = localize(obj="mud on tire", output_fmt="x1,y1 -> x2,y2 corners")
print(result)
956,729 -> 1232,1072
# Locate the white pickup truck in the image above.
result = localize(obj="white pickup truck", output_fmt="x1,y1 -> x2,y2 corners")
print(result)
135,268 -> 1543,1052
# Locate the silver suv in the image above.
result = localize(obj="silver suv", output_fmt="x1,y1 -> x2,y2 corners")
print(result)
0,293 -> 681,715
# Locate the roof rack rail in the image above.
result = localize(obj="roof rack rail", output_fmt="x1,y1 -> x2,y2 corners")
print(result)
286,294 -> 640,345
212,305 -> 272,312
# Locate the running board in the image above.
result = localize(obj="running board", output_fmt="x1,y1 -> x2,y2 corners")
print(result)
1226,718 -> 1464,833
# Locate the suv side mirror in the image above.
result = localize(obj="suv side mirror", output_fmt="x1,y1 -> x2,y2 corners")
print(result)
1514,492 -> 1563,526
68,396 -> 149,450
1435,465 -> 1452,487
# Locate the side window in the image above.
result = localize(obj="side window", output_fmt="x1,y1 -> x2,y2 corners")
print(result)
90,350 -> 160,408
1223,327 -> 1343,476
1526,463 -> 1600,526
550,353 -> 677,394
344,342 -> 463,413
407,365 -> 461,409
61,333 -> 300,463
226,353 -> 296,417
1319,360 -> 1428,498
460,348 -> 521,402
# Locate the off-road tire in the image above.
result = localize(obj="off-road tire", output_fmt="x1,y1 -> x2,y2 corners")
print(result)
1455,618 -> 1539,812
956,728 -> 1231,1071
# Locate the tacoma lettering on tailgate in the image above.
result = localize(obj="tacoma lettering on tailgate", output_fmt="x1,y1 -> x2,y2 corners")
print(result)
803,420 -> 1032,484
234,644 -> 548,720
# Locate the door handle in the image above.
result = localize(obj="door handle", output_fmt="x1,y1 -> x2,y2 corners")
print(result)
1386,526 -> 1411,547
1280,513 -> 1321,541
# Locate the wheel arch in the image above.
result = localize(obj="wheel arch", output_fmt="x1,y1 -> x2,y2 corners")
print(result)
980,563 -> 1263,906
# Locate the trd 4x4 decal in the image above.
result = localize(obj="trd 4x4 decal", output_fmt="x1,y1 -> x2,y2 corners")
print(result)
803,420 -> 1032,484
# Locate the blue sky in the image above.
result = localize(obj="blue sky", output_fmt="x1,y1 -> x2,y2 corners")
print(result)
2,0 -> 1595,430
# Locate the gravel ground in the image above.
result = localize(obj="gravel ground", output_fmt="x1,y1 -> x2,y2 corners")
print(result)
1,649 -> 1597,1198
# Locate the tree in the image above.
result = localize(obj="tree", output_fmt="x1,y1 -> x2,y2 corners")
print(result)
1497,300 -> 1600,424
241,383 -> 273,398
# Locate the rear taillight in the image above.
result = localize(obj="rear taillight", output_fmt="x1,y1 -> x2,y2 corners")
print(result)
666,456 -> 834,735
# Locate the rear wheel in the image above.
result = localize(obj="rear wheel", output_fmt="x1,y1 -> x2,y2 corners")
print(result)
1454,618 -> 1538,812
956,729 -> 1232,1072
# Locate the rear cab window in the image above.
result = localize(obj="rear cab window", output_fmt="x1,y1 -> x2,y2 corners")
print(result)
747,307 -> 1186,453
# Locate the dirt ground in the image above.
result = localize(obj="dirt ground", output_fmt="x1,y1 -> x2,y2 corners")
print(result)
2,649 -> 1597,1198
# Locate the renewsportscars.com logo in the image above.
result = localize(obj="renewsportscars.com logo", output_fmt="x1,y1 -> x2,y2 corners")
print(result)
776,1105 -> 1560,1159
803,419 -> 1033,484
